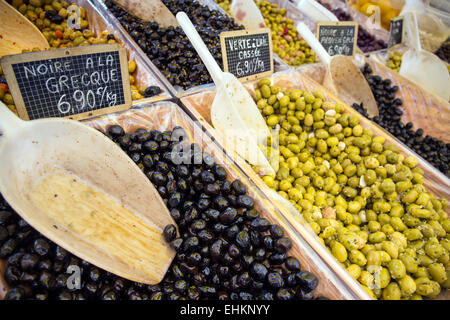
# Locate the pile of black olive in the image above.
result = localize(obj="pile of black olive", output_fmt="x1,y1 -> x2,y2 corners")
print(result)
0,125 -> 326,300
352,63 -> 450,177
104,0 -> 243,90
434,37 -> 450,64
318,1 -> 387,53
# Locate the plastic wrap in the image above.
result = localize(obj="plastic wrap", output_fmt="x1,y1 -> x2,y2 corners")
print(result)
180,68 -> 450,300
78,0 -> 172,103
0,101 -> 360,300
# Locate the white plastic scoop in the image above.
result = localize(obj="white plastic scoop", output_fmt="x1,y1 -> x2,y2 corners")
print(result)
176,12 -> 275,175
295,0 -> 338,22
113,0 -> 178,28
0,1 -> 49,57
230,0 -> 266,29
399,12 -> 450,101
297,22 -> 379,117
0,103 -> 175,284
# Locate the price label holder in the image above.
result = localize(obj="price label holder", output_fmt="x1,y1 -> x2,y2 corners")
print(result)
316,21 -> 358,57
0,43 -> 131,121
220,28 -> 273,82
388,16 -> 404,49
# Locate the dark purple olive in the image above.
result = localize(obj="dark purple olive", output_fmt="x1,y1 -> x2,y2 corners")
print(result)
250,218 -> 271,231
163,224 -> 177,242
295,271 -> 318,293
267,272 -> 284,289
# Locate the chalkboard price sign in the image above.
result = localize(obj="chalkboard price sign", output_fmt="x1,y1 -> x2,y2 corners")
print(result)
0,43 -> 131,121
220,29 -> 273,82
317,21 -> 358,57
388,16 -> 405,48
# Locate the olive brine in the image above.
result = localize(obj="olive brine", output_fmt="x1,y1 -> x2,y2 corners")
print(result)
0,125 -> 325,300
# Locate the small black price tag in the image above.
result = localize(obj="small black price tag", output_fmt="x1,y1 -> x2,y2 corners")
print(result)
220,29 -> 273,82
316,21 -> 358,57
0,43 -> 131,121
388,16 -> 405,48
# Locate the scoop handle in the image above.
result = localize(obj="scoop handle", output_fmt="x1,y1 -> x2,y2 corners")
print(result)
297,22 -> 331,65
176,12 -> 223,86
296,0 -> 339,22
0,102 -> 24,139
405,11 -> 421,51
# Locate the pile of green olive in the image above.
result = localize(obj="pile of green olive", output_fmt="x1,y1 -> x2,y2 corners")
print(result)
254,78 -> 450,300
215,0 -> 316,66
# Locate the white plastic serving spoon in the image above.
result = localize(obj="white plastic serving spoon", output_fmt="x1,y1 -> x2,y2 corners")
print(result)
295,0 -> 338,22
297,22 -> 379,117
0,102 -> 175,284
230,0 -> 266,29
399,11 -> 450,101
176,11 -> 275,175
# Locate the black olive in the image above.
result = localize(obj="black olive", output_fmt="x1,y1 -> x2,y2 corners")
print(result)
200,171 -> 215,183
210,238 -> 226,261
168,192 -> 182,208
170,208 -> 182,222
0,225 -> 8,243
50,14 -> 64,24
276,288 -> 294,300
183,236 -> 199,252
197,229 -> 214,243
171,238 -> 184,252
0,238 -> 17,258
214,196 -> 229,211
237,271 -> 251,288
236,195 -> 254,209
6,287 -> 24,300
143,140 -> 159,153
269,252 -> 286,265
250,263 -> 268,281
219,207 -> 238,225
213,165 -> 227,180
270,225 -> 284,239
144,86 -> 162,97
5,266 -> 21,285
39,271 -> 56,289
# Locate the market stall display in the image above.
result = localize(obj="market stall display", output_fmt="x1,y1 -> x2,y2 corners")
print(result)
0,102 -> 354,300
180,69 -> 450,300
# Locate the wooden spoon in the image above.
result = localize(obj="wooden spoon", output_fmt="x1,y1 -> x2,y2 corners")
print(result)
297,22 -> 379,117
176,12 -> 275,176
113,0 -> 178,28
0,0 -> 49,57
0,102 -> 175,285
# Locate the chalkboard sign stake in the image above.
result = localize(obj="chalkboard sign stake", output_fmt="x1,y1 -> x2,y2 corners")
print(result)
0,43 -> 132,121
220,28 -> 274,82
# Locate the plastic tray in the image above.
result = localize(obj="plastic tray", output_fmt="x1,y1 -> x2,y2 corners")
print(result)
180,69 -> 450,300
273,0 -> 389,52
0,100 -> 357,300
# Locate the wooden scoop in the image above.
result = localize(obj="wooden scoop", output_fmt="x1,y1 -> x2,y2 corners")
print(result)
176,12 -> 275,176
0,103 -> 175,284
399,12 -> 450,101
297,22 -> 379,117
0,0 -> 49,57
113,0 -> 177,28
